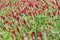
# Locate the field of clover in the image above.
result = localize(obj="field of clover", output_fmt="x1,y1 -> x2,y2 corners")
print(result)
0,0 -> 60,40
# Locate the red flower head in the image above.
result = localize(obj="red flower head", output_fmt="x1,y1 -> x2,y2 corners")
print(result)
52,10 -> 55,16
38,9 -> 44,14
16,6 -> 20,11
21,20 -> 26,24
44,28 -> 46,34
58,6 -> 60,10
12,14 -> 17,19
48,20 -> 51,25
2,26 -> 6,30
8,28 -> 11,32
0,5 -> 2,10
30,31 -> 35,38
10,10 -> 14,15
11,30 -> 15,34
0,15 -> 5,20
21,7 -> 27,13
28,11 -> 31,15
43,3 -> 48,9
16,27 -> 19,32
6,1 -> 10,7
21,0 -> 27,3
56,0 -> 59,6
6,13 -> 11,19
31,10 -> 36,16
28,2 -> 33,7
34,3 -> 39,8
21,9 -> 26,13
23,6 -> 27,10
4,20 -> 9,24
16,12 -> 20,16
8,22 -> 13,26
6,13 -> 10,17
24,29 -> 28,35
38,31 -> 42,38
52,6 -> 54,9
18,21 -> 21,26
52,1 -> 56,5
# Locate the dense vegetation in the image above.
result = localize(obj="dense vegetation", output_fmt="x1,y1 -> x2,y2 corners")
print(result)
0,0 -> 60,40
